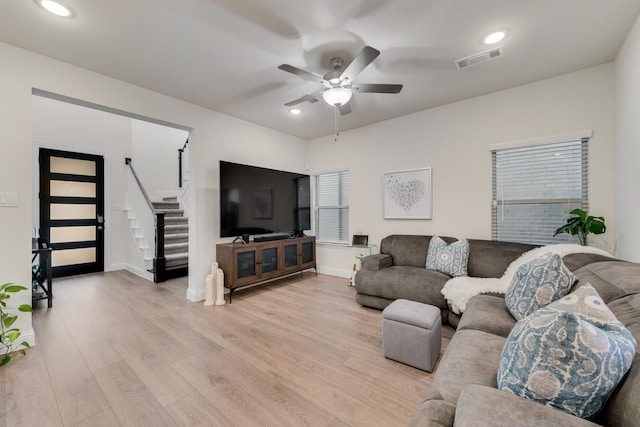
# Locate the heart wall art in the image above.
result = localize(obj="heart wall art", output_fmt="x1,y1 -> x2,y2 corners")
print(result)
383,168 -> 432,219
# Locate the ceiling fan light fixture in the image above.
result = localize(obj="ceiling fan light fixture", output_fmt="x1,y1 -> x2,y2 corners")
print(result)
322,87 -> 352,107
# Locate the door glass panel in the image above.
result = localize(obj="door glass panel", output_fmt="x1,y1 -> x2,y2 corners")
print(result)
50,156 -> 96,176
51,203 -> 96,220
284,244 -> 298,267
261,247 -> 278,273
50,226 -> 96,243
237,251 -> 256,278
53,247 -> 96,267
51,180 -> 96,198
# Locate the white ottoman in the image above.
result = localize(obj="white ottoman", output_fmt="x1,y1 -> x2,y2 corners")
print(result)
382,299 -> 442,372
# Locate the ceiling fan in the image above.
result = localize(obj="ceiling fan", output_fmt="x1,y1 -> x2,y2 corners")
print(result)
278,46 -> 403,115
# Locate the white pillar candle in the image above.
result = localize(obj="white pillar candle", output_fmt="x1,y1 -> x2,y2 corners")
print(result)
215,268 -> 226,305
204,274 -> 214,306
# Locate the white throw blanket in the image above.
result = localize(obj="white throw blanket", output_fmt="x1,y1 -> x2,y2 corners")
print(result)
441,244 -> 612,315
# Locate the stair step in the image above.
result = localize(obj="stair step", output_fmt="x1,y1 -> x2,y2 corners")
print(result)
165,225 -> 189,234
166,253 -> 188,268
164,243 -> 188,254
153,202 -> 180,210
155,209 -> 184,217
165,233 -> 188,244
165,216 -> 188,225
163,196 -> 178,202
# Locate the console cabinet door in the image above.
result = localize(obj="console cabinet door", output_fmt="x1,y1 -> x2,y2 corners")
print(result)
234,247 -> 259,286
282,241 -> 301,274
299,239 -> 316,270
259,243 -> 282,280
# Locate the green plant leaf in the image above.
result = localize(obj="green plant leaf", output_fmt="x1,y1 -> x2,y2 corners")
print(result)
18,304 -> 32,313
3,314 -> 17,328
20,341 -> 30,349
8,331 -> 20,343
2,285 -> 27,293
0,355 -> 11,366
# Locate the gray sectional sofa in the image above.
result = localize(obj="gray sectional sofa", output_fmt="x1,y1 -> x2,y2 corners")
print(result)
355,235 -> 639,426
354,235 -> 538,326
411,256 -> 640,427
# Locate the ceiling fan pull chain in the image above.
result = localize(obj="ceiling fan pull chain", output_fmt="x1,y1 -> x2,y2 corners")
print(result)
334,105 -> 340,142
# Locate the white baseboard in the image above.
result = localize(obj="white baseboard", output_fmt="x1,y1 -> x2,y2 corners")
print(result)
316,266 -> 350,278
186,286 -> 205,302
0,328 -> 37,353
123,264 -> 154,282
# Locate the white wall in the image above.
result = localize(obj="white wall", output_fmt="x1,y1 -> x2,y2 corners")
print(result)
131,120 -> 189,199
0,41 -> 307,346
308,64 -> 616,277
615,14 -> 640,262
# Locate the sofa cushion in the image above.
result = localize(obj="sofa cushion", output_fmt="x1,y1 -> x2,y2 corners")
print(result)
355,265 -> 451,310
466,239 -> 538,278
426,329 -> 505,404
455,385 -> 601,427
505,253 -> 576,320
426,236 -> 469,277
457,294 -> 516,338
380,235 -> 458,268
498,284 -> 637,420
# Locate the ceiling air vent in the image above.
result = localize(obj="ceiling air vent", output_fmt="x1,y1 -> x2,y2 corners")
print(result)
455,46 -> 503,70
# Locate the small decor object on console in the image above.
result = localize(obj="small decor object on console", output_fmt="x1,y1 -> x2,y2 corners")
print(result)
426,236 -> 469,277
505,252 -> 576,320
498,284 -> 637,419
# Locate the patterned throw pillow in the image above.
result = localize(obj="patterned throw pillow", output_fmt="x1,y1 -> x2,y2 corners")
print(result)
498,284 -> 637,419
425,236 -> 469,277
505,253 -> 576,320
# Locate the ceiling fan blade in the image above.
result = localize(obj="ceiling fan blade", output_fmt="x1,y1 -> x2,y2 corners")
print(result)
339,103 -> 352,115
352,83 -> 403,94
284,91 -> 324,107
278,64 -> 330,86
339,46 -> 380,83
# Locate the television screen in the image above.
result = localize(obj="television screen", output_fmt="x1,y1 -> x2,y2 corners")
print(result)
219,161 -> 311,238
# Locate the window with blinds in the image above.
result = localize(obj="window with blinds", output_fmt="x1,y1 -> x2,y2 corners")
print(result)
314,170 -> 350,243
295,176 -> 311,230
491,138 -> 588,245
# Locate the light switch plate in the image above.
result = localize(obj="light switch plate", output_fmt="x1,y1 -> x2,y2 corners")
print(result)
0,192 -> 19,207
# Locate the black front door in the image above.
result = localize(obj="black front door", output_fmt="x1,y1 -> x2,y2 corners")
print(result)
39,148 -> 105,277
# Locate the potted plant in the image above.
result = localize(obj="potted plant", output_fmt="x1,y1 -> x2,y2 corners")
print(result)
553,208 -> 606,246
1,283 -> 32,366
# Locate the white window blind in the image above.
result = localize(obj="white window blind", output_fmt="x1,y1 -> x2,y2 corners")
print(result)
314,170 -> 349,243
491,138 -> 588,245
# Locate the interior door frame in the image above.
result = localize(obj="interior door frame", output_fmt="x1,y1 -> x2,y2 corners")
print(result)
39,148 -> 105,277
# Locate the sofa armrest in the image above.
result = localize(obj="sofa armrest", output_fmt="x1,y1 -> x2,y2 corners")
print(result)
454,385 -> 600,427
361,254 -> 393,271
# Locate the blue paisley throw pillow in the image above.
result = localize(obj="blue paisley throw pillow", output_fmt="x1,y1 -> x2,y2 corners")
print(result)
425,236 -> 469,277
498,284 -> 637,419
505,252 -> 576,320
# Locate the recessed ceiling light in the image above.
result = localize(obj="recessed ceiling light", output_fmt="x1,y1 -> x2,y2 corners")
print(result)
36,0 -> 73,18
483,30 -> 508,45
289,108 -> 302,115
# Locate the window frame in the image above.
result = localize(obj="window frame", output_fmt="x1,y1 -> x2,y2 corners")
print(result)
490,133 -> 590,245
313,169 -> 350,244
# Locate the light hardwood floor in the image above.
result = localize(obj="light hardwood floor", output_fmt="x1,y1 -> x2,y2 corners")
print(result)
2,270 -> 453,426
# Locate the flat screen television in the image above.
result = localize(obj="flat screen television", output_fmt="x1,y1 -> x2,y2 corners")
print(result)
219,161 -> 311,238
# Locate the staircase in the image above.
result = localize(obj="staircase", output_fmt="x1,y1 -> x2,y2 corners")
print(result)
152,196 -> 189,279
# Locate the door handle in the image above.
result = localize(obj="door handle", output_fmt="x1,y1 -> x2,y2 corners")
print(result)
97,215 -> 104,224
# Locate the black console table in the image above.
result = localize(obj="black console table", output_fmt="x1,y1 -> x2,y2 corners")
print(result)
32,248 -> 53,308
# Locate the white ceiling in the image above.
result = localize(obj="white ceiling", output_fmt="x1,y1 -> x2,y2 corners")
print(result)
2,0 -> 639,139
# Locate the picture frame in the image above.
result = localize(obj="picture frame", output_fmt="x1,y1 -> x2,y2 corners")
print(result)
252,188 -> 272,219
383,167 -> 432,219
